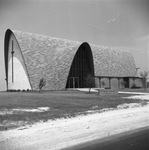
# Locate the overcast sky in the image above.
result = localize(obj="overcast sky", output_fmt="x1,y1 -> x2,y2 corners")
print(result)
0,0 -> 149,91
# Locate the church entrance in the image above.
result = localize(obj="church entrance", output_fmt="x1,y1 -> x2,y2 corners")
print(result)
66,43 -> 94,88
68,77 -> 79,88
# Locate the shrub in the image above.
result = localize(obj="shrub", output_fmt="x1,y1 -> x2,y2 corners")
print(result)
10,89 -> 17,92
131,84 -> 141,89
131,83 -> 137,89
39,78 -> 46,92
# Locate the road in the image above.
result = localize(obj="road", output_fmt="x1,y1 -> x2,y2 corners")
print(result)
65,127 -> 149,150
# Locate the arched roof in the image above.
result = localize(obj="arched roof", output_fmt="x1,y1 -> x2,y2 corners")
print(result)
91,44 -> 136,77
5,29 -> 137,90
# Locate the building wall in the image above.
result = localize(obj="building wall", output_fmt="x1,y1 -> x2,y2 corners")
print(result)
11,30 -> 81,90
7,33 -> 31,90
101,78 -> 109,88
91,45 -> 137,77
119,78 -> 124,89
111,78 -> 119,89
95,77 -> 134,89
135,78 -> 142,87
129,78 -> 142,88
5,29 -> 138,91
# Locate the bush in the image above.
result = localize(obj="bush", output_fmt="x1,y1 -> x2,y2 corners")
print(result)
39,78 -> 46,92
131,83 -> 137,89
10,89 -> 17,92
131,83 -> 141,89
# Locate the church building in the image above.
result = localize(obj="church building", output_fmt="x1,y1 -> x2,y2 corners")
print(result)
4,29 -> 137,91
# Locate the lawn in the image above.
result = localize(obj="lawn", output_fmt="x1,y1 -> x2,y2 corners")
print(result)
0,90 -> 148,130
119,88 -> 149,93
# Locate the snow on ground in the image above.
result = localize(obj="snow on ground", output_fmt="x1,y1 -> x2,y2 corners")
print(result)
0,107 -> 50,115
124,94 -> 149,100
77,88 -> 98,92
118,91 -> 149,95
0,105 -> 149,150
0,93 -> 149,150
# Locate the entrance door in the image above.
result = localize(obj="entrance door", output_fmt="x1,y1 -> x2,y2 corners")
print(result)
66,43 -> 95,89
69,77 -> 79,88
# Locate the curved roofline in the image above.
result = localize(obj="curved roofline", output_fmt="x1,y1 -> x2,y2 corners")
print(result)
4,29 -> 137,90
4,29 -> 33,90
4,29 -> 13,89
65,42 -> 95,88
79,42 -> 95,75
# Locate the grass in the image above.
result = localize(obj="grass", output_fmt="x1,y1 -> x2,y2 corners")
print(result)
119,88 -> 149,93
0,90 -> 148,130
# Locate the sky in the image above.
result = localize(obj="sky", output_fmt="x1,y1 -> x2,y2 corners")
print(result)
0,0 -> 149,91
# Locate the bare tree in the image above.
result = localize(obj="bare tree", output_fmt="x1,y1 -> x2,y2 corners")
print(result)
86,74 -> 95,93
140,71 -> 148,91
39,78 -> 46,92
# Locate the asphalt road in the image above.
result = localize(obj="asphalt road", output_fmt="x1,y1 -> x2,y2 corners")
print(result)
65,127 -> 149,150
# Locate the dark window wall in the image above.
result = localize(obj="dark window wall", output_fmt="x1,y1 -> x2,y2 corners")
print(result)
66,44 -> 94,88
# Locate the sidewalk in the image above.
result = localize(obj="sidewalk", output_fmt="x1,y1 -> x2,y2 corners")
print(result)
118,91 -> 149,95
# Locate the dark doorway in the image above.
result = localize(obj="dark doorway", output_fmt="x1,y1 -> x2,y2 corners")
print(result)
123,77 -> 129,88
67,77 -> 79,88
66,43 -> 94,88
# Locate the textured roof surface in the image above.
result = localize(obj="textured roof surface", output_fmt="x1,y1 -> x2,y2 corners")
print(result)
91,44 -> 136,77
5,29 -> 137,90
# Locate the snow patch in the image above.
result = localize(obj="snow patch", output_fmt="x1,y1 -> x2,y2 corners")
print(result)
0,107 -> 50,115
77,88 -> 97,92
118,91 -> 149,95
117,103 -> 142,109
124,94 -> 149,100
1,105 -> 149,150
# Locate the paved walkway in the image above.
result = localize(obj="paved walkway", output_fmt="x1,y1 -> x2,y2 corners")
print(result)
78,88 -> 149,95
118,91 -> 149,95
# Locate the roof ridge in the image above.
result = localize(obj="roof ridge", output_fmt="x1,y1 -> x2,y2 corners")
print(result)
12,29 -> 81,44
11,29 -> 133,54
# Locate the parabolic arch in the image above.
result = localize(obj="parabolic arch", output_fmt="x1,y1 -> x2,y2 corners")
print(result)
66,42 -> 95,88
4,29 -> 137,91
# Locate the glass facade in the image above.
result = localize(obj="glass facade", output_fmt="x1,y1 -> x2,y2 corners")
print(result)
66,44 -> 94,88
